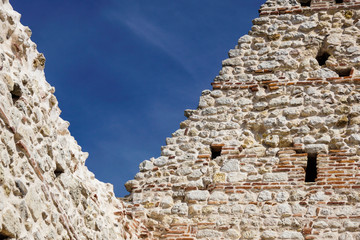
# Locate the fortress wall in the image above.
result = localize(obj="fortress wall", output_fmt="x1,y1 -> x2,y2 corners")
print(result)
2,0 -> 360,239
125,0 -> 360,239
0,1 -> 148,239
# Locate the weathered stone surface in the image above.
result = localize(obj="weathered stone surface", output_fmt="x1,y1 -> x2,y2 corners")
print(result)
1,209 -> 21,238
186,190 -> 210,201
227,172 -> 247,182
263,173 -> 288,182
261,230 -> 278,240
0,2 -> 148,239
139,160 -> 154,171
221,159 -> 240,172
197,229 -> 221,238
5,0 -> 360,239
258,190 -> 272,202
14,179 -> 27,197
25,187 -> 43,221
280,231 -> 304,239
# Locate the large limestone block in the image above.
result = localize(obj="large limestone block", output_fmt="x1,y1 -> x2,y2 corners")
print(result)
186,190 -> 210,201
196,229 -> 221,238
304,144 -> 328,154
25,186 -> 43,221
209,191 -> 228,201
221,159 -> 240,172
1,208 -> 21,238
263,173 -> 288,182
280,231 -> 304,239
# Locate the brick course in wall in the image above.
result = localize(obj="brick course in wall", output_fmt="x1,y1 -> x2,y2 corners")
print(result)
4,0 -> 360,239
125,0 -> 360,239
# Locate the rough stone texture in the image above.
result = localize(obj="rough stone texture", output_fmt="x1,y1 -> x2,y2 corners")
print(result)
124,0 -> 360,239
0,1 -> 149,239
5,0 -> 360,239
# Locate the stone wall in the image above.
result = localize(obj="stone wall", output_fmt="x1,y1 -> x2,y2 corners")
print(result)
125,0 -> 360,239
3,0 -> 360,239
0,1 -> 148,239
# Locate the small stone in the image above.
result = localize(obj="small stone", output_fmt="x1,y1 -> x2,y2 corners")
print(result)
244,204 -> 259,215
299,21 -> 317,32
216,97 -> 234,106
283,107 -> 300,119
336,115 -> 349,127
258,190 -> 272,202
317,135 -> 331,144
2,74 -> 14,91
339,232 -> 353,240
124,180 -> 138,192
313,221 -> 328,228
221,159 -> 240,172
238,35 -> 252,43
225,229 -> 240,239
349,134 -> 360,144
227,172 -> 247,183
242,230 -> 258,239
33,53 -> 46,69
15,179 -> 27,197
258,60 -> 281,70
254,102 -> 268,111
213,173 -> 226,183
280,231 -> 303,239
25,187 -> 43,221
269,97 -> 289,108
263,135 -> 279,147
261,230 -> 277,239
188,205 -> 202,215
171,203 -> 188,215
275,192 -> 289,203
344,10 -> 354,19
210,90 -> 223,98
197,229 -> 221,238
304,135 -> 316,144
209,191 -> 228,201
268,33 -> 281,41
187,169 -> 203,180
139,160 -> 154,172
160,196 -> 173,209
1,209 -> 21,238
310,191 -> 326,201
40,125 -> 51,137
344,221 -> 359,231
153,157 -> 167,167
277,203 -> 292,217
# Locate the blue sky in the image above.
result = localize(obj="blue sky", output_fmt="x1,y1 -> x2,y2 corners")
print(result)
11,0 -> 265,196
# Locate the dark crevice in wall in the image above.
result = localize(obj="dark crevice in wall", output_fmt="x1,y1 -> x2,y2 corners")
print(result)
316,52 -> 330,66
10,83 -> 22,103
211,146 -> 222,159
336,68 -> 352,77
305,154 -> 317,182
0,232 -> 11,240
54,163 -> 64,177
300,0 -> 311,7
335,0 -> 343,3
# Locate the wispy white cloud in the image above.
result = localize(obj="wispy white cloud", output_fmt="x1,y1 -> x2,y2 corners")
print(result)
103,5 -> 195,77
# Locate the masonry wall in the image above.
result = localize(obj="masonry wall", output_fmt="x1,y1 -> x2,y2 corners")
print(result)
125,0 -> 360,239
3,0 -> 360,239
0,1 -> 148,239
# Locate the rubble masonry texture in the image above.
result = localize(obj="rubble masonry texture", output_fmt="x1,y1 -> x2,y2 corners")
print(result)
125,0 -> 360,239
0,0 -> 147,239
2,0 -> 360,239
